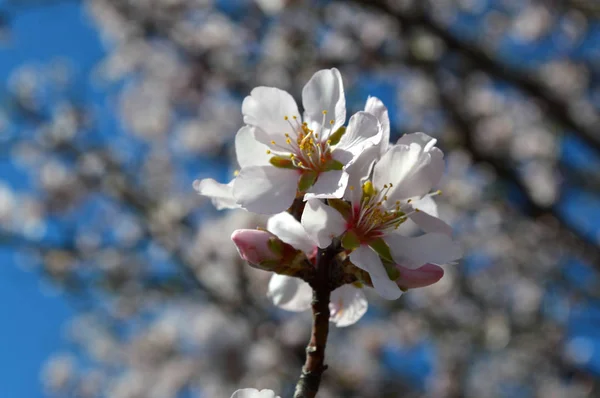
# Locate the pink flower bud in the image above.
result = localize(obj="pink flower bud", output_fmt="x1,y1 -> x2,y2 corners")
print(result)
396,263 -> 444,290
231,229 -> 282,266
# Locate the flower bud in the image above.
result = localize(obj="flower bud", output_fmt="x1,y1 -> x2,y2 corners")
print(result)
396,263 -> 444,290
231,229 -> 283,267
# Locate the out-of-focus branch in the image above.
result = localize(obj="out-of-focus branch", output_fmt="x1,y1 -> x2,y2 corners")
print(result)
356,0 -> 600,155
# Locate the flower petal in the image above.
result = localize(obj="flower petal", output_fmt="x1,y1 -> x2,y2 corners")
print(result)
396,131 -> 437,148
193,178 -> 239,210
329,284 -> 368,327
373,143 -> 441,204
304,170 -> 348,200
394,195 -> 439,235
385,233 -> 462,269
233,166 -> 299,214
231,388 -> 280,398
396,263 -> 444,290
335,111 -> 381,157
350,245 -> 402,300
242,87 -> 300,144
409,206 -> 453,236
268,274 -> 312,312
235,126 -> 271,168
343,145 -> 379,204
364,96 -> 390,154
301,198 -> 347,248
267,212 -> 315,253
302,68 -> 346,134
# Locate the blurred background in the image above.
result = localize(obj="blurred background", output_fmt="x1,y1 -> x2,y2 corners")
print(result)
1,0 -> 599,397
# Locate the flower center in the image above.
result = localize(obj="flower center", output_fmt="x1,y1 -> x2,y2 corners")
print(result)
348,181 -> 408,241
267,111 -> 337,172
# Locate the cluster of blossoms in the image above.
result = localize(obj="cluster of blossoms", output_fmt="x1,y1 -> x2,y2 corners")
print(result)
195,68 -> 462,397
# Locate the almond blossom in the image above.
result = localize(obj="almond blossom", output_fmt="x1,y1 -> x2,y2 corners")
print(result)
265,212 -> 368,327
301,133 -> 462,299
195,68 -> 382,214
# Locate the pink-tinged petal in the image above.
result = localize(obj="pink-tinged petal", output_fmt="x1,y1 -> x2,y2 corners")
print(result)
242,87 -> 300,144
364,96 -> 390,154
304,170 -> 348,200
233,166 -> 300,214
301,198 -> 347,248
268,274 -> 312,312
350,246 -> 402,300
385,233 -> 462,269
231,229 -> 280,265
330,284 -> 368,327
267,212 -> 315,254
193,178 -> 239,210
396,263 -> 444,290
231,388 -> 280,398
335,111 -> 381,157
302,68 -> 346,135
235,126 -> 271,168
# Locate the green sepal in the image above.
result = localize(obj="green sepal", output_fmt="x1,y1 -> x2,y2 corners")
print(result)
322,159 -> 344,171
298,171 -> 318,192
269,156 -> 297,169
328,126 -> 346,146
382,260 -> 400,281
327,199 -> 352,221
267,237 -> 284,256
254,259 -> 280,271
368,238 -> 393,263
341,229 -> 361,250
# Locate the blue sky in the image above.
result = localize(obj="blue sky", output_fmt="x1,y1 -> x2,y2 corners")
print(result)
0,2 -> 103,396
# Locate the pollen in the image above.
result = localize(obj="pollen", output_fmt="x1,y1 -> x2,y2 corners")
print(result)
330,120 -> 334,125
233,170 -> 239,176
284,116 -> 289,120
266,150 -> 271,154
271,140 -> 276,145
322,110 -> 328,114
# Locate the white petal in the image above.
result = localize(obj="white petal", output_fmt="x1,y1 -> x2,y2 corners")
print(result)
231,388 -> 280,398
394,195 -> 439,235
385,233 -> 462,269
302,68 -> 346,134
235,126 -> 271,168
364,96 -> 390,154
242,87 -> 300,143
343,145 -> 379,204
304,170 -> 348,200
267,212 -> 315,253
349,246 -> 402,300
301,198 -> 347,248
335,111 -> 381,157
373,143 -> 441,204
330,285 -> 368,327
268,274 -> 312,312
397,132 -> 444,187
409,207 -> 453,236
233,166 -> 299,214
396,132 -> 437,148
193,178 -> 239,210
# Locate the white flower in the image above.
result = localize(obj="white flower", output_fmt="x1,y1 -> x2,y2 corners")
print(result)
302,133 -> 462,300
193,125 -> 270,210
199,68 -> 383,214
265,212 -> 368,327
230,388 -> 280,398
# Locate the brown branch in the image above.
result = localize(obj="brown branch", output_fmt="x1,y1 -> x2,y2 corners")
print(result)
294,245 -> 336,398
